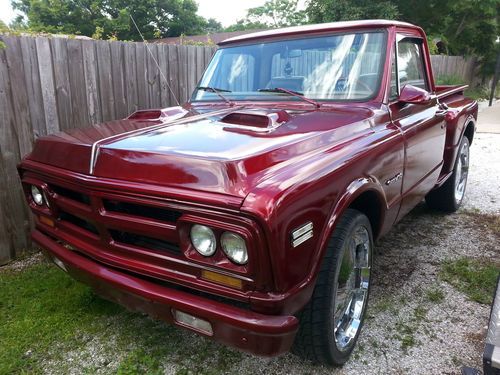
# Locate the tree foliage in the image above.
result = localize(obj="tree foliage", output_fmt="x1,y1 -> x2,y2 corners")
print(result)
394,0 -> 499,57
306,0 -> 399,24
10,0 -> 218,40
225,0 -> 307,31
204,18 -> 223,34
245,0 -> 307,28
305,0 -> 498,62
224,20 -> 269,32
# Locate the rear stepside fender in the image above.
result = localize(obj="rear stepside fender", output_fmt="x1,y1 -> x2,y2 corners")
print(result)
437,98 -> 477,186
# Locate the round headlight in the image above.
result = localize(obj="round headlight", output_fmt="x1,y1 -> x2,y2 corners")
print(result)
190,225 -> 216,256
221,232 -> 248,265
31,185 -> 44,206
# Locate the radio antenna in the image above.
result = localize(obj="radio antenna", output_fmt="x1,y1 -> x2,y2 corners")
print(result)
129,14 -> 180,106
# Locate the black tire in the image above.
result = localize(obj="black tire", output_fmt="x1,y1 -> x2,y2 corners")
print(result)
426,136 -> 470,212
292,208 -> 373,365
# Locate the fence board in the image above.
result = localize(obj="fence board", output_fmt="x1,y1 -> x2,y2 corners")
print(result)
168,44 -> 181,105
0,46 -> 30,263
187,45 -> 197,96
67,39 -> 90,129
124,42 -> 138,114
135,43 -> 148,109
110,42 -> 128,119
82,40 -> 102,124
96,40 -> 115,121
178,45 -> 188,103
146,43 -> 161,109
157,44 -> 171,107
51,37 -> 74,131
36,37 -> 60,134
19,37 -> 45,140
0,190 -> 11,265
3,36 -> 34,156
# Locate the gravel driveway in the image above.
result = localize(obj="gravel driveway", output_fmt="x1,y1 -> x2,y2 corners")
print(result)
4,133 -> 500,375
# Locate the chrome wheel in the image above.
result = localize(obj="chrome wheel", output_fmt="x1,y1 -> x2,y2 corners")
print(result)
454,139 -> 469,204
333,225 -> 371,352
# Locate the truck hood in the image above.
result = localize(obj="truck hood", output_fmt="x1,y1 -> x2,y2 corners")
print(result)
27,105 -> 375,199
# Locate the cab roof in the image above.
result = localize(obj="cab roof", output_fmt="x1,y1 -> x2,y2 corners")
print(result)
218,19 -> 420,46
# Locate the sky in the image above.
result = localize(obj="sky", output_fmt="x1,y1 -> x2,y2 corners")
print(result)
0,0 -> 17,25
0,0 -> 307,28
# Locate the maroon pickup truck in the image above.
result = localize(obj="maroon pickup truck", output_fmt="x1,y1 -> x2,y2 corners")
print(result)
19,20 -> 477,365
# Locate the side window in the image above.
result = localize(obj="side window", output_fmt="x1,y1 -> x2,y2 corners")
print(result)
397,38 -> 428,91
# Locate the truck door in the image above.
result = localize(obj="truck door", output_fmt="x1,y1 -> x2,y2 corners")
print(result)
389,35 -> 447,220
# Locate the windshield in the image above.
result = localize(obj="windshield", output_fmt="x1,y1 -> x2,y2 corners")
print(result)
192,31 -> 386,103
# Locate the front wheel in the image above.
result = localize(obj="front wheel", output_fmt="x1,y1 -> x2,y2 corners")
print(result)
292,209 -> 373,365
426,136 -> 470,212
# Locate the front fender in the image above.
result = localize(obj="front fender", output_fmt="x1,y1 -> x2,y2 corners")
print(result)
252,177 -> 388,316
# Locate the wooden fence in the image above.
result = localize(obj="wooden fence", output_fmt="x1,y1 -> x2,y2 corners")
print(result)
0,34 -> 480,265
430,55 -> 478,85
0,34 -> 216,265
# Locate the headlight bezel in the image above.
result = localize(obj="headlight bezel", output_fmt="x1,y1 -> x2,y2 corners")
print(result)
178,215 -> 255,275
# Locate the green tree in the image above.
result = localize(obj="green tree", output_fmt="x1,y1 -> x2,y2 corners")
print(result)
306,0 -> 399,23
246,0 -> 307,28
205,18 -> 223,34
0,20 -> 8,31
394,0 -> 499,57
11,0 -> 215,40
224,20 -> 269,32
225,0 -> 306,31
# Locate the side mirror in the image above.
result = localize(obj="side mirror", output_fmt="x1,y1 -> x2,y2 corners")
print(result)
399,84 -> 431,105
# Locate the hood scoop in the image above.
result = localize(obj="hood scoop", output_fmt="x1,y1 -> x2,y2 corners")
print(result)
128,106 -> 187,121
220,110 -> 290,132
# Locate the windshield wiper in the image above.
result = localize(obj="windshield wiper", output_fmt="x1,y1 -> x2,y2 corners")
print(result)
195,86 -> 234,106
258,87 -> 321,108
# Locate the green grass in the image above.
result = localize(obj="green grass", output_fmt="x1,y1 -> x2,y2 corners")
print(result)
435,74 -> 466,86
440,257 -> 500,305
116,349 -> 164,375
464,87 -> 491,101
394,320 -> 417,352
426,287 -> 445,303
0,258 -> 242,374
0,260 -> 123,374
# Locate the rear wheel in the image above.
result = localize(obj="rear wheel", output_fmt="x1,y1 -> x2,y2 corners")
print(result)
292,209 -> 373,365
426,136 -> 470,212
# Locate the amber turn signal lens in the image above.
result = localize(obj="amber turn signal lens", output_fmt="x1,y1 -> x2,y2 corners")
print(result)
39,215 -> 55,227
201,270 -> 243,289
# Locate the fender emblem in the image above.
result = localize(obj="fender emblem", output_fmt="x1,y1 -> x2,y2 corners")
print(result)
385,172 -> 403,185
291,222 -> 313,248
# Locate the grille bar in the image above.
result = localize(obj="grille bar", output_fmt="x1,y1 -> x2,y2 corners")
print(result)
109,230 -> 181,254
